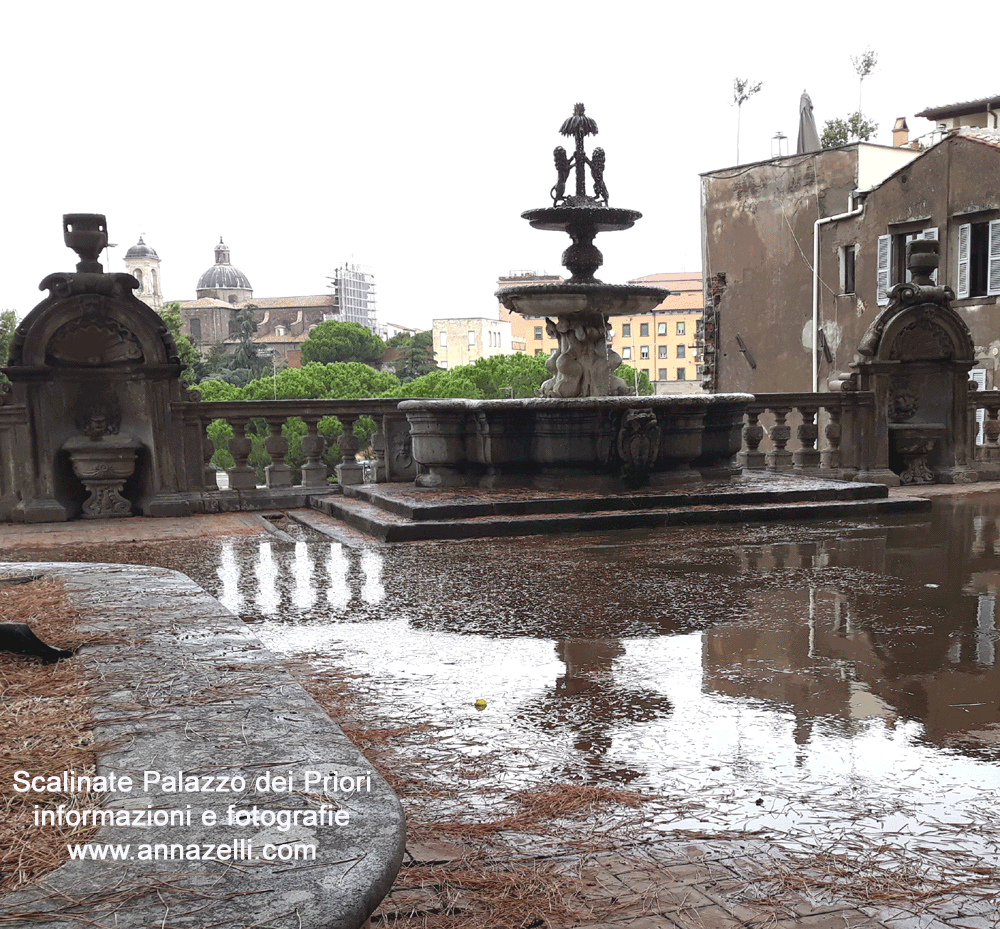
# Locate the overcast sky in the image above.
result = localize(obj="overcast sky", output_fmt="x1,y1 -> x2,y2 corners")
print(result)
1,1 -> 992,330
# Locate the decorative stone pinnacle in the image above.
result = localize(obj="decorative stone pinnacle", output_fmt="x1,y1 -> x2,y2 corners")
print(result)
551,102 -> 609,205
63,213 -> 108,273
906,238 -> 939,287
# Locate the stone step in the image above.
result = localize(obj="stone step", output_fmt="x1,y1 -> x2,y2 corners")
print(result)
309,491 -> 930,543
339,475 -> 889,522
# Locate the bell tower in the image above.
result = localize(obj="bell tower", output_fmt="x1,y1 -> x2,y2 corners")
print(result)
123,235 -> 163,311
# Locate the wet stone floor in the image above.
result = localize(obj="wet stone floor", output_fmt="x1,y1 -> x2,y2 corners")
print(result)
7,497 -> 1000,926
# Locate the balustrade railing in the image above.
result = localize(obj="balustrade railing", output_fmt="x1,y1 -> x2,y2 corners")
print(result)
738,392 -> 848,475
177,398 -> 416,491
969,388 -> 1000,463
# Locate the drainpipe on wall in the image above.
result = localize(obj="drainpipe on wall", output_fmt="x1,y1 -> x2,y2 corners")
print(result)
813,193 -> 865,392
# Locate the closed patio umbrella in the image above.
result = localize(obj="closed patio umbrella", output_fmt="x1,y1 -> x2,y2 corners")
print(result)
797,90 -> 821,153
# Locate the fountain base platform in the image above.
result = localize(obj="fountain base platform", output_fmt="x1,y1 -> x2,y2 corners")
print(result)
309,474 -> 930,542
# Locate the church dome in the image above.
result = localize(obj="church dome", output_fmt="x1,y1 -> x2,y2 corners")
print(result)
196,237 -> 252,294
125,235 -> 158,259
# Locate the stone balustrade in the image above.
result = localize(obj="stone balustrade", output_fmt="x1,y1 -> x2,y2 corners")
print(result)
177,398 -> 416,492
738,392 -> 849,476
970,388 -> 1000,464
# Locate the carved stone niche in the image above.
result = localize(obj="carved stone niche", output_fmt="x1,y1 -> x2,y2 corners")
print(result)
1,217 -> 201,521
845,240 -> 977,486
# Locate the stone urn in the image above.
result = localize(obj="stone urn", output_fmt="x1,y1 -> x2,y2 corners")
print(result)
63,432 -> 143,518
889,422 -> 945,485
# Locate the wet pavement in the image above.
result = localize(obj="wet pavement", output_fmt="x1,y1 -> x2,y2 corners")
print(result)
3,488 -> 1000,926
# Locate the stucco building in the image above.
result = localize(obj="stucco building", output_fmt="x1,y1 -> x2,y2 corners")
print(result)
701,141 -> 921,393
432,316 -> 513,369
702,120 -> 1000,394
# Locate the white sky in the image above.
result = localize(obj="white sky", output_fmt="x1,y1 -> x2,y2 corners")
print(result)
1,1 -> 993,330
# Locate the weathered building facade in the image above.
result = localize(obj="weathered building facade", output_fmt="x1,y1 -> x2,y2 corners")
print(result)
701,143 -> 919,393
821,130 -> 1000,388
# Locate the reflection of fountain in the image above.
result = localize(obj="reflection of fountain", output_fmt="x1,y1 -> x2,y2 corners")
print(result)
401,104 -> 751,489
519,639 -> 671,782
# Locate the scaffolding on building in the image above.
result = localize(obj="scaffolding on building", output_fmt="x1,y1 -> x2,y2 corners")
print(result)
327,262 -> 377,334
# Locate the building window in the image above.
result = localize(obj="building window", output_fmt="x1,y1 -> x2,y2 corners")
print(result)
676,367 -> 687,380
150,269 -> 157,293
676,321 -> 686,336
658,367 -> 667,380
275,326 -> 285,337
640,322 -> 649,337
468,330 -> 476,347
658,344 -> 668,359
439,330 -> 447,347
640,345 -> 649,359
957,219 -> 1000,298
622,346 -> 632,360
877,227 -> 938,305
534,348 -> 543,356
676,344 -> 686,358
840,245 -> 856,294
621,323 -> 631,338
534,325 -> 543,340
658,321 -> 667,336
133,268 -> 143,290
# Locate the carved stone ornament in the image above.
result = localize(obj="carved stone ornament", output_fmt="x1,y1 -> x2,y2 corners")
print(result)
888,387 -> 919,423
46,309 -> 144,366
888,317 -> 953,362
617,408 -> 661,483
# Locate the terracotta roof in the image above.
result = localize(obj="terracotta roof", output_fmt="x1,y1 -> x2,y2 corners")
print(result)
236,295 -> 335,310
172,298 -> 233,309
957,127 -> 1000,150
629,272 -> 703,311
916,96 -> 1000,120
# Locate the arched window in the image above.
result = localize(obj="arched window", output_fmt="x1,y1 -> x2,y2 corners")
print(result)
150,269 -> 157,293
228,295 -> 237,305
133,268 -> 143,290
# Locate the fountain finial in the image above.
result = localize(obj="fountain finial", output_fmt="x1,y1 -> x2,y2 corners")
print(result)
552,102 -> 607,205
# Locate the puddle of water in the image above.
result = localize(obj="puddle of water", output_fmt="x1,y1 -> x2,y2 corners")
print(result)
11,497 -> 1000,864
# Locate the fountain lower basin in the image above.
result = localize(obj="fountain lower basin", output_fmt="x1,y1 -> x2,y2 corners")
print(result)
399,394 -> 752,488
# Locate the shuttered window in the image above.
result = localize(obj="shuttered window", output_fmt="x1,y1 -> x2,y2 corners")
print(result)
876,235 -> 892,305
989,219 -> 1000,296
957,223 -> 972,299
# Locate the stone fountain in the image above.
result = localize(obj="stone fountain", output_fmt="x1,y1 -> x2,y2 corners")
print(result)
399,104 -> 752,488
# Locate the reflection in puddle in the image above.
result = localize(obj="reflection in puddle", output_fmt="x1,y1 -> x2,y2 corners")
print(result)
13,498 -> 1000,864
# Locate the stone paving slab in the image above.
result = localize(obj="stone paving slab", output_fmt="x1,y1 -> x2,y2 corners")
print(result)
0,562 -> 405,929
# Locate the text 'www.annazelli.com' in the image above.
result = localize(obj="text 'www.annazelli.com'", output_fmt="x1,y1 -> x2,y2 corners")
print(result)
67,841 -> 315,862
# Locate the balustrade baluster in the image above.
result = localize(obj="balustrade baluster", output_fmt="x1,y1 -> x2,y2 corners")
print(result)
226,417 -> 257,490
336,415 -> 364,486
793,404 -> 820,470
821,405 -> 842,471
738,407 -> 766,469
264,415 -> 293,488
200,420 -> 219,490
299,416 -> 328,487
983,405 -> 1000,461
766,406 -> 793,471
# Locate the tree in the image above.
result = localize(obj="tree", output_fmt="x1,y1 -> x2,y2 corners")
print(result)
157,302 -> 200,386
0,310 -> 17,379
614,363 -> 654,396
300,321 -> 386,366
733,77 -> 763,163
386,330 -> 437,381
851,47 -> 877,114
821,112 -> 878,148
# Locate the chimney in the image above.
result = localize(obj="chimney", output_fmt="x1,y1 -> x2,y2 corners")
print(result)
893,117 -> 909,147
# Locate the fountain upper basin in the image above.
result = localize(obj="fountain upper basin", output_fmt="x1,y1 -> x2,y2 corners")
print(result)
496,281 -> 668,318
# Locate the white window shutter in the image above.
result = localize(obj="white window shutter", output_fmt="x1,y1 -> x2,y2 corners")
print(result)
876,234 -> 891,305
957,223 -> 971,298
972,368 -> 988,445
989,219 -> 1000,296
